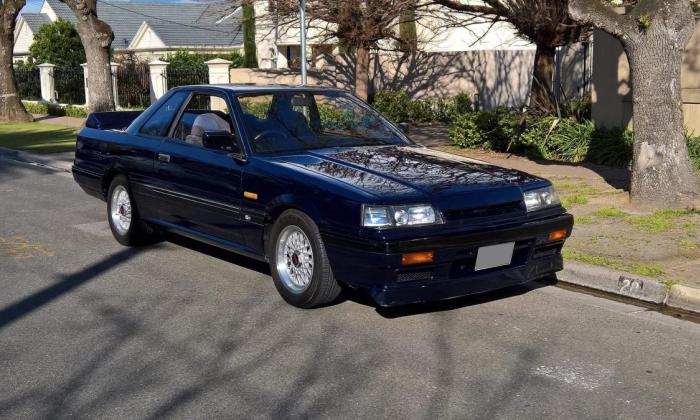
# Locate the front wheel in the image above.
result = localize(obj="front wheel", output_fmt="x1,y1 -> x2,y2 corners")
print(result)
269,210 -> 342,308
107,175 -> 157,246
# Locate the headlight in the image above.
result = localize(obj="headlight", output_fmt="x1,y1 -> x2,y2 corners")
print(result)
523,186 -> 560,212
362,204 -> 442,228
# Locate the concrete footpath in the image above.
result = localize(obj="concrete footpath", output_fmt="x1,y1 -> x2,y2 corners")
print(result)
32,114 -> 85,128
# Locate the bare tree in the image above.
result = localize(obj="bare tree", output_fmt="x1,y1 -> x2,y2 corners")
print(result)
60,0 -> 115,112
0,0 -> 32,122
270,0 -> 417,101
431,0 -> 588,113
569,0 -> 699,207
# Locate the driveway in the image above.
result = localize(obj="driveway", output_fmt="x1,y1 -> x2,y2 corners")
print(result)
0,159 -> 699,419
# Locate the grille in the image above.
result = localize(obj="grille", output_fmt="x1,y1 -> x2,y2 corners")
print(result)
532,243 -> 563,259
397,270 -> 433,283
444,201 -> 524,222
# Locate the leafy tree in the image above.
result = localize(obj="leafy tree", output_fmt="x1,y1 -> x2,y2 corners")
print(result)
59,0 -> 115,112
29,18 -> 85,68
0,0 -> 32,122
432,0 -> 589,113
164,49 -> 244,70
569,0 -> 699,207
242,3 -> 258,68
165,49 -> 208,70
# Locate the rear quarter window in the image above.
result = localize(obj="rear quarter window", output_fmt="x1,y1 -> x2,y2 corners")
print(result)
139,91 -> 189,137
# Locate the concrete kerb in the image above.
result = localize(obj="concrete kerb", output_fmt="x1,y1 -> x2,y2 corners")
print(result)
666,284 -> 700,314
558,260 -> 700,314
0,147 -> 72,172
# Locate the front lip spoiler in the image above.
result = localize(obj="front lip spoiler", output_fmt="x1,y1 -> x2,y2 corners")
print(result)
322,213 -> 574,253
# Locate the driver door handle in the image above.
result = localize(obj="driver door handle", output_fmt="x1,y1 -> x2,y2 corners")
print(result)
158,153 -> 170,163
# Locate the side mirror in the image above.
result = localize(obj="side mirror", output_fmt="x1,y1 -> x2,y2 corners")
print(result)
397,122 -> 410,134
202,130 -> 241,153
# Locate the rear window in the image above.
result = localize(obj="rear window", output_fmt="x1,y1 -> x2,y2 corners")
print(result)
139,91 -> 189,137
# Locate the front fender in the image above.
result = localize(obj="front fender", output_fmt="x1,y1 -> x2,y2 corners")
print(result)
265,193 -> 326,227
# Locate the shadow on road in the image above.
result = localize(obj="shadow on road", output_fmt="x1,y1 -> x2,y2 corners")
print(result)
0,247 -> 147,330
164,232 -> 270,276
351,277 -> 555,319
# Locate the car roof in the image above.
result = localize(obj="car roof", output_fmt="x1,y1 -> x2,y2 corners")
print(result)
173,84 -> 346,94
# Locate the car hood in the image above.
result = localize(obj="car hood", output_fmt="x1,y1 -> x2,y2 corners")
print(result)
276,145 -> 543,211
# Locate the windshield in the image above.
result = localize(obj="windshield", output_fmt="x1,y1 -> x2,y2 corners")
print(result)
236,91 -> 411,153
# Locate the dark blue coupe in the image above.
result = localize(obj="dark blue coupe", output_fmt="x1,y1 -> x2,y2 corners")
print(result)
72,85 -> 573,308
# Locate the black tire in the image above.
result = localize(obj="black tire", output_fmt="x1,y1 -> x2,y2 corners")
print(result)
107,175 -> 157,246
268,209 -> 342,308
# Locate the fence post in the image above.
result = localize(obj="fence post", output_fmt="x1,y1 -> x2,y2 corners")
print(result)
206,58 -> 232,84
206,58 -> 232,111
38,63 -> 56,102
148,60 -> 169,103
111,62 -> 120,109
81,63 -> 88,106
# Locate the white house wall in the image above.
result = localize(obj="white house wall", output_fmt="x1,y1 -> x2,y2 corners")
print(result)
13,21 -> 34,55
39,0 -> 58,21
132,26 -> 167,50
416,20 -> 533,52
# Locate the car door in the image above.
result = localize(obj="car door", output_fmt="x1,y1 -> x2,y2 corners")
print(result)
154,91 -> 249,249
129,90 -> 191,221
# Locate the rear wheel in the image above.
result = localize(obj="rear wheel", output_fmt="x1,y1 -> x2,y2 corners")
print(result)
269,210 -> 342,308
107,175 -> 157,246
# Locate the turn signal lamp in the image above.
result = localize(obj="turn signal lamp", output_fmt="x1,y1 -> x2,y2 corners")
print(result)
401,251 -> 434,266
548,229 -> 568,241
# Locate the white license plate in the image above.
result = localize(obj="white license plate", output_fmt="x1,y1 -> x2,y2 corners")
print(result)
475,242 -> 515,271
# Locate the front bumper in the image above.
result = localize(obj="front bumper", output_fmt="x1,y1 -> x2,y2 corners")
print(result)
323,213 -> 574,306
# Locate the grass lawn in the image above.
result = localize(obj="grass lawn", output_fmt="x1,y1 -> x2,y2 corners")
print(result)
0,122 -> 77,154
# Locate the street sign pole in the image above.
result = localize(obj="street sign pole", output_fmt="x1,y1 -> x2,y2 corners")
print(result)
299,0 -> 307,85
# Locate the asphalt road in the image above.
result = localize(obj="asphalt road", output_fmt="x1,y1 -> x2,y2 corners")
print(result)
1,158 -> 699,419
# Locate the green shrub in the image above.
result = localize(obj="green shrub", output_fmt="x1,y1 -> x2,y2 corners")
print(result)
449,107 -> 522,151
164,49 -> 244,70
686,131 -> 700,171
21,100 -> 87,119
450,108 -> 700,170
64,105 -> 88,118
588,127 -> 634,167
22,101 -> 48,115
373,90 -> 412,123
521,117 -> 595,162
560,94 -> 591,121
452,92 -> 473,114
372,90 -> 473,124
449,112 -> 483,149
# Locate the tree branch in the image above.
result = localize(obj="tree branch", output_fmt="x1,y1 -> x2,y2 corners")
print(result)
428,0 -> 497,15
568,0 -> 633,38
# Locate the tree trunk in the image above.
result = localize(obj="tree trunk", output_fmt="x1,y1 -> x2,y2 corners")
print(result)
567,0 -> 700,208
242,4 -> 258,68
626,36 -> 699,206
531,45 -> 556,113
0,0 -> 32,122
62,0 -> 115,113
355,46 -> 370,101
